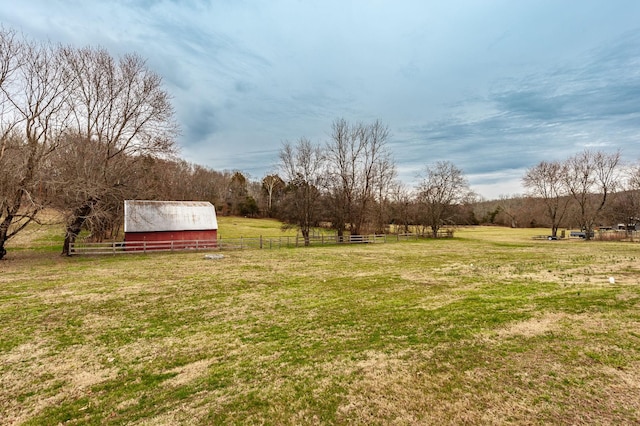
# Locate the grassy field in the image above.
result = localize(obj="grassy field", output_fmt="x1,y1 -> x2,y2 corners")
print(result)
1,221 -> 639,425
217,216 -> 300,239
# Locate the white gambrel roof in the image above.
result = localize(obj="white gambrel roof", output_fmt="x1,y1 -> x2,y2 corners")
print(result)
124,200 -> 218,233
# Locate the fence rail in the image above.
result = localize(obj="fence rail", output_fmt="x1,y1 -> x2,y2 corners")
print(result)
68,239 -> 218,255
68,230 -> 454,255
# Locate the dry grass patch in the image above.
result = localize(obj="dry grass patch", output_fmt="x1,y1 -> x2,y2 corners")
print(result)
1,340 -> 118,425
337,338 -> 640,425
163,359 -> 214,388
335,347 -> 536,425
2,225 -> 640,424
495,312 -> 565,338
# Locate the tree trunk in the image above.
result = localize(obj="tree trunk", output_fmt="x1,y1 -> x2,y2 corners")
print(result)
0,213 -> 11,260
62,197 -> 98,256
301,228 -> 310,247
0,187 -> 27,260
0,222 -> 9,260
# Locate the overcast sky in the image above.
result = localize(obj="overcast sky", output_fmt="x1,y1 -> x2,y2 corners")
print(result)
2,0 -> 639,199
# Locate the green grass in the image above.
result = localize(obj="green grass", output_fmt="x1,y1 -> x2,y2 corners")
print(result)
217,216 -> 334,239
1,224 -> 640,424
217,216 -> 294,238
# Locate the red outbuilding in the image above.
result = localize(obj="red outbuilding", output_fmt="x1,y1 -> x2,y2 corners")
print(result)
124,200 -> 218,251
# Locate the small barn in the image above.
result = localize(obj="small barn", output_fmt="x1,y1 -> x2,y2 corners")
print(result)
124,200 -> 218,250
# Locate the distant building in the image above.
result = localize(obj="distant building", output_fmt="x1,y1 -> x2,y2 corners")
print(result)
124,200 -> 218,250
617,223 -> 639,231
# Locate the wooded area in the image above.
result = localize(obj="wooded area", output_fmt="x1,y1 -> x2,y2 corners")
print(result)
2,27 -> 639,259
0,28 -> 177,259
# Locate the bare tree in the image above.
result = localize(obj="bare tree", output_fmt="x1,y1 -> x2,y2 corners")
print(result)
0,28 -> 23,258
626,163 -> 640,234
188,163 -> 220,202
389,182 -> 414,234
261,174 -> 285,217
372,151 -> 397,234
522,160 -> 571,237
278,138 -> 325,246
325,118 -> 395,236
416,161 -> 470,238
563,150 -> 621,240
0,34 -> 72,259
59,47 -> 178,254
324,118 -> 356,237
607,161 -> 640,238
630,163 -> 640,191
0,27 -> 21,152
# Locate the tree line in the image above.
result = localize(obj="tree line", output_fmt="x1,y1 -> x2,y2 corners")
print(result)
273,128 -> 640,245
521,150 -> 640,240
275,121 -> 474,245
2,27 -> 639,258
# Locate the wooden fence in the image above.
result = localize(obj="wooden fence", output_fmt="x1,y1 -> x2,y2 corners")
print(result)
68,230 -> 454,255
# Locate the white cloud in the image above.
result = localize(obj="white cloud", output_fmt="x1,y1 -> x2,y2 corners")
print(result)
2,0 -> 640,199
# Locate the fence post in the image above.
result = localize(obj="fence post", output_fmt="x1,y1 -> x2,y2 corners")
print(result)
260,235 -> 263,249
